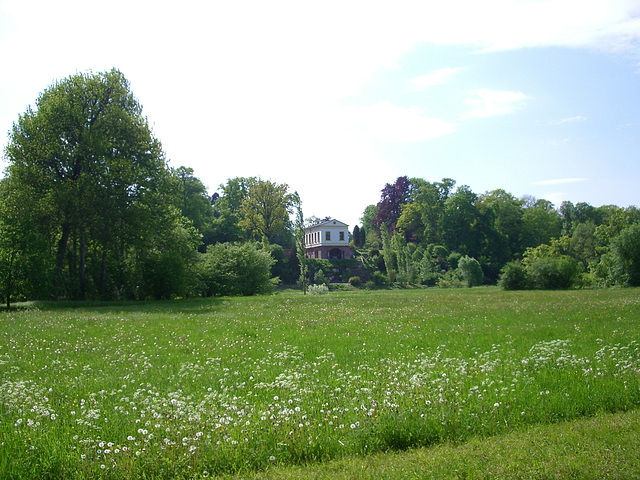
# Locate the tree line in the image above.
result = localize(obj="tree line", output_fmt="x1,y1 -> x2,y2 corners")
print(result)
1,71 -> 638,306
0,70 -> 305,306
356,176 -> 640,290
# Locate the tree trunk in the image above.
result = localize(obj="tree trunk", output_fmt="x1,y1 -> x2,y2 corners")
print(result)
101,245 -> 108,298
56,223 -> 71,298
79,229 -> 86,300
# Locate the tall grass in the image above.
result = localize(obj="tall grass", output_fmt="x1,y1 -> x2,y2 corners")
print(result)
1,288 -> 639,478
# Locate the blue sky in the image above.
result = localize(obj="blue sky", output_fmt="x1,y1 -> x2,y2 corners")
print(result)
1,0 -> 639,229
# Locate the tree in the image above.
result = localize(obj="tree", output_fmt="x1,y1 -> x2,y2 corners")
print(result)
3,69 -> 186,300
361,204 -> 380,246
239,178 -> 293,245
173,166 -> 213,236
609,223 -> 640,286
521,199 -> 562,249
396,178 -> 455,246
477,189 -> 525,257
442,185 -> 483,258
293,192 -> 309,293
209,177 -> 253,244
374,176 -> 412,234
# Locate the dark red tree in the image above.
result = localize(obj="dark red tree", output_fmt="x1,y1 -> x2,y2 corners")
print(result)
374,176 -> 411,234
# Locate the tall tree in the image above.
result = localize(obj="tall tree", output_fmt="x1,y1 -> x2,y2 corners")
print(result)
173,166 -> 213,234
3,69 -> 176,299
374,176 -> 412,234
442,185 -> 483,257
239,178 -> 293,245
292,192 -> 308,293
521,199 -> 562,249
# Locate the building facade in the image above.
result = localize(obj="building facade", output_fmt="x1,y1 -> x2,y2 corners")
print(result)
304,219 -> 353,259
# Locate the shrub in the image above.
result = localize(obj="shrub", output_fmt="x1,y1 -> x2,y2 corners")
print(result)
307,284 -> 329,295
528,255 -> 581,290
370,271 -> 388,287
458,255 -> 483,287
499,260 -> 531,290
348,276 -> 361,287
437,270 -> 464,288
313,269 -> 328,285
200,242 -> 277,296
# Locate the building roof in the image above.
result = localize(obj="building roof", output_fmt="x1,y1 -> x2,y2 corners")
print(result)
305,219 -> 348,230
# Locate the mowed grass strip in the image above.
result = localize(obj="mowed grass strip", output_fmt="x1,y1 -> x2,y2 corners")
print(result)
234,408 -> 640,480
0,288 -> 639,479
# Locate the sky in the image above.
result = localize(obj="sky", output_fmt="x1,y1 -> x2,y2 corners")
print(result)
1,0 -> 639,229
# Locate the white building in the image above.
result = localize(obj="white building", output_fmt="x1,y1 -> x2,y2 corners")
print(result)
304,219 -> 353,259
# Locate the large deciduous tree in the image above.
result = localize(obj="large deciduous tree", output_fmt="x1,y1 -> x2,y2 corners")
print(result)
3,69 -> 180,299
374,176 -> 412,234
239,178 -> 293,245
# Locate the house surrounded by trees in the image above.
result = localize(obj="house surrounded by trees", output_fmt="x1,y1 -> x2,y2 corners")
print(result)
305,219 -> 353,259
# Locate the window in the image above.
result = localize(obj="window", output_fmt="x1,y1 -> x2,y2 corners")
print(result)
339,231 -> 345,241
325,231 -> 331,241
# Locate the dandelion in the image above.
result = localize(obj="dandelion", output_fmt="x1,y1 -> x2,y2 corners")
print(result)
269,456 -> 276,462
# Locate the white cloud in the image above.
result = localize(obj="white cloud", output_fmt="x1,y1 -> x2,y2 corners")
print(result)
533,178 -> 589,186
1,0 -> 637,225
551,116 -> 589,125
462,89 -> 529,119
346,102 -> 457,143
406,68 -> 464,91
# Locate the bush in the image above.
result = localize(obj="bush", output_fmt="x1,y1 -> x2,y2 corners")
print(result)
437,270 -> 464,288
457,255 -> 483,287
313,269 -> 328,285
200,242 -> 277,296
307,284 -> 329,295
370,271 -> 388,287
528,255 -> 582,290
348,276 -> 361,287
499,260 -> 531,290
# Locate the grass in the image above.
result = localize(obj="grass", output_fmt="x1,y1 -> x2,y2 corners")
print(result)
0,288 -> 639,479
237,408 -> 640,479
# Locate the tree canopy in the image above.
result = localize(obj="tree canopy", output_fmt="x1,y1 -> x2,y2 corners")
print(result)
1,71 -> 638,303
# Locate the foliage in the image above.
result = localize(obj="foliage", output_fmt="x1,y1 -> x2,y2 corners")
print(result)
370,270 -> 388,287
307,283 -> 329,295
498,260 -> 531,290
200,242 -> 277,296
527,256 -> 582,290
313,269 -> 328,286
609,223 -> 640,286
2,69 -> 190,300
238,178 -> 294,245
437,270 -> 464,288
374,176 -> 412,233
292,193 -> 308,293
457,255 -> 483,287
348,276 -> 361,287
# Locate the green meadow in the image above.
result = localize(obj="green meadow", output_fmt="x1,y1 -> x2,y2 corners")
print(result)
1,288 -> 639,479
